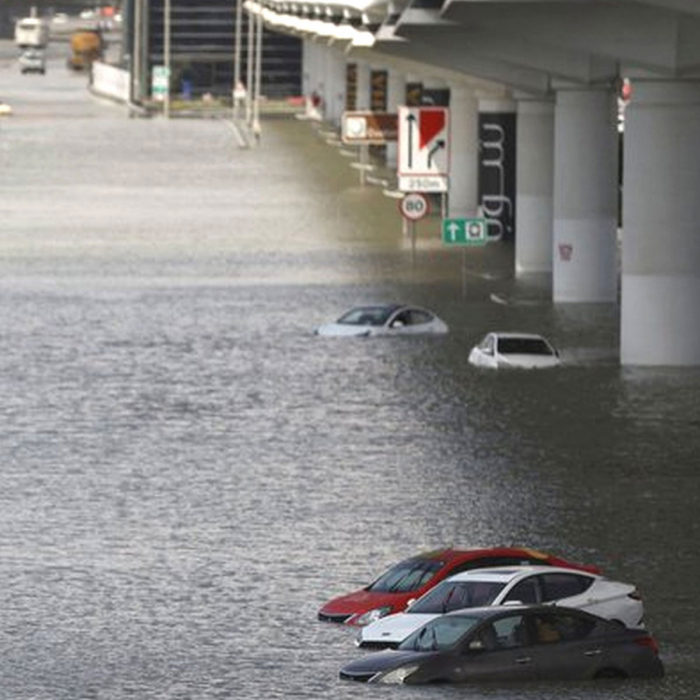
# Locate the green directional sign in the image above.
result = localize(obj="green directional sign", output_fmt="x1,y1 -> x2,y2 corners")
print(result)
442,218 -> 488,246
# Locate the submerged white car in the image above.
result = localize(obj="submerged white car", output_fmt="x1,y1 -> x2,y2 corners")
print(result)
468,332 -> 560,369
315,304 -> 448,337
357,566 -> 644,649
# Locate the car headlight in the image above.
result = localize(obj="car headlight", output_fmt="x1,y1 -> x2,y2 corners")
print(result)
370,664 -> 420,685
352,606 -> 392,626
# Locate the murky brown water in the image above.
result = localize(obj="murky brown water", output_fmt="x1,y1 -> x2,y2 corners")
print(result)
0,44 -> 698,699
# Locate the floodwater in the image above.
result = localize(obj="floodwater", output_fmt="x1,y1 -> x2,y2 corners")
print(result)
1,45 -> 699,700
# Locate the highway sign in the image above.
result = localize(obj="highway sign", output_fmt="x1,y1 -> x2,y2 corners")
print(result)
398,106 -> 450,192
341,112 -> 398,145
399,193 -> 430,221
442,218 -> 488,246
151,65 -> 169,101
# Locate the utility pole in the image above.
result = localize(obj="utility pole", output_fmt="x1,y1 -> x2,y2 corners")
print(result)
233,0 -> 243,121
164,0 -> 171,118
252,9 -> 262,143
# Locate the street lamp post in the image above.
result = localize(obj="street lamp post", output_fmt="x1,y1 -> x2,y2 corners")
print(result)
164,0 -> 171,118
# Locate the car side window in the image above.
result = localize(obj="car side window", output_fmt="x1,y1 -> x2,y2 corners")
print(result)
492,615 -> 529,649
532,612 -> 596,644
504,577 -> 540,605
540,574 -> 593,601
408,310 -> 431,325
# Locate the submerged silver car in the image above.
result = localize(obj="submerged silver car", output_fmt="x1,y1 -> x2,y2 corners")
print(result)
315,304 -> 448,337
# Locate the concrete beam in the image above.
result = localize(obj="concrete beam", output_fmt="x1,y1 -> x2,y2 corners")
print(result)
442,0 -> 700,76
395,10 -> 617,86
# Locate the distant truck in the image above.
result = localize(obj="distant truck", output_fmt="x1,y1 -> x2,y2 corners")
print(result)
67,30 -> 104,71
15,17 -> 49,49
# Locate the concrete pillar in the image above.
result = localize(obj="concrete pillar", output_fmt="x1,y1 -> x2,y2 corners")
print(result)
328,49 -> 347,126
301,40 -> 312,99
516,96 -> 555,273
621,79 -> 700,365
317,46 -> 345,126
553,86 -> 618,302
385,69 -> 406,168
356,61 -> 371,110
448,85 -> 480,218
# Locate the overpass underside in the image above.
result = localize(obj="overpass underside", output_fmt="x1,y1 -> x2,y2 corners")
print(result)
247,0 -> 700,366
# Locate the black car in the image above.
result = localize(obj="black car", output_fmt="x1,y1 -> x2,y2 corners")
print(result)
339,605 -> 664,685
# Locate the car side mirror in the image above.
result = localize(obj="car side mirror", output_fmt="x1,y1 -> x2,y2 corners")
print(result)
405,598 -> 416,610
467,640 -> 485,652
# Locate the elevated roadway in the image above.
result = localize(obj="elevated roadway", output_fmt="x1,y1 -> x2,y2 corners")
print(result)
243,0 -> 700,366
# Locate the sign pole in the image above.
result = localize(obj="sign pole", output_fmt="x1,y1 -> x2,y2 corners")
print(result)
411,221 -> 417,267
164,0 -> 171,119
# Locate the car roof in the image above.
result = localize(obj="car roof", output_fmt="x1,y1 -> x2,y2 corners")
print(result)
488,332 -> 550,340
443,565 -> 597,583
404,546 -> 560,565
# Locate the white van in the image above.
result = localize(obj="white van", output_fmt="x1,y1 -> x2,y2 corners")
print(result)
15,17 -> 49,49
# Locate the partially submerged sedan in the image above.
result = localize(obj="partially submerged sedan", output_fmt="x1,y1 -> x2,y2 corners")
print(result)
469,332 -> 561,369
357,566 -> 644,649
314,304 -> 448,337
340,606 -> 664,685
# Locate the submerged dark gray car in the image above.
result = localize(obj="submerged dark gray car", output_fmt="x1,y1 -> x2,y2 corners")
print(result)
339,605 -> 664,685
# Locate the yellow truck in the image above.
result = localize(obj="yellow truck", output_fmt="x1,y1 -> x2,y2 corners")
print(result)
67,30 -> 104,71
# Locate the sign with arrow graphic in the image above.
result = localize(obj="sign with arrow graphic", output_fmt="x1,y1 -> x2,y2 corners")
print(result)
398,106 -> 450,192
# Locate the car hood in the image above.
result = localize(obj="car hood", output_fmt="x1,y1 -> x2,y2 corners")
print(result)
360,612 -> 437,644
320,589 -> 408,617
341,649 -> 429,677
496,353 -> 561,369
314,323 -> 373,337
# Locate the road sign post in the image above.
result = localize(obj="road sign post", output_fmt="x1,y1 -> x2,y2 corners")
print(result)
441,218 -> 488,298
399,193 -> 430,266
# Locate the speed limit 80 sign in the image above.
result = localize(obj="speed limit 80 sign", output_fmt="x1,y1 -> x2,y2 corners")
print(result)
399,192 -> 430,221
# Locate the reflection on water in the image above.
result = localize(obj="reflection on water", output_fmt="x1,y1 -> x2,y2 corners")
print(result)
0,63 -> 698,699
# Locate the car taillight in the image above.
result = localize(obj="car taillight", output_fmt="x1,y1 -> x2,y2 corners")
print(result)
634,635 -> 659,655
628,588 -> 643,601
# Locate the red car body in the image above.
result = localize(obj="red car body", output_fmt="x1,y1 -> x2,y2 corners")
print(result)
318,547 -> 601,627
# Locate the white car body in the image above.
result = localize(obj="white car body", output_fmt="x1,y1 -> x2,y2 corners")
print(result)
358,566 -> 643,648
469,332 -> 561,369
19,49 -> 46,74
315,304 -> 448,337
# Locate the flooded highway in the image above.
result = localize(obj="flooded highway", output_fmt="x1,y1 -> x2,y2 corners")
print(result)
1,43 -> 699,700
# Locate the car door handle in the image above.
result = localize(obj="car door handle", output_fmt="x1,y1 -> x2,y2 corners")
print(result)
584,649 -> 603,656
515,656 -> 532,664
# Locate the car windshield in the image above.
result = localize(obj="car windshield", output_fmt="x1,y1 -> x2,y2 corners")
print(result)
367,558 -> 443,593
409,580 -> 506,614
337,306 -> 396,327
399,615 -> 481,652
497,337 -> 553,355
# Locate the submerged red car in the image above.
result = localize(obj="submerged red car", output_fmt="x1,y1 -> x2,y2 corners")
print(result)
318,547 -> 601,627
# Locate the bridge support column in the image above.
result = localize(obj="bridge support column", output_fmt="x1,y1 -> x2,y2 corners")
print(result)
322,48 -> 346,127
449,85 -> 479,217
385,70 -> 406,168
621,80 -> 700,365
516,96 -> 554,274
355,61 -> 371,110
553,86 -> 618,302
